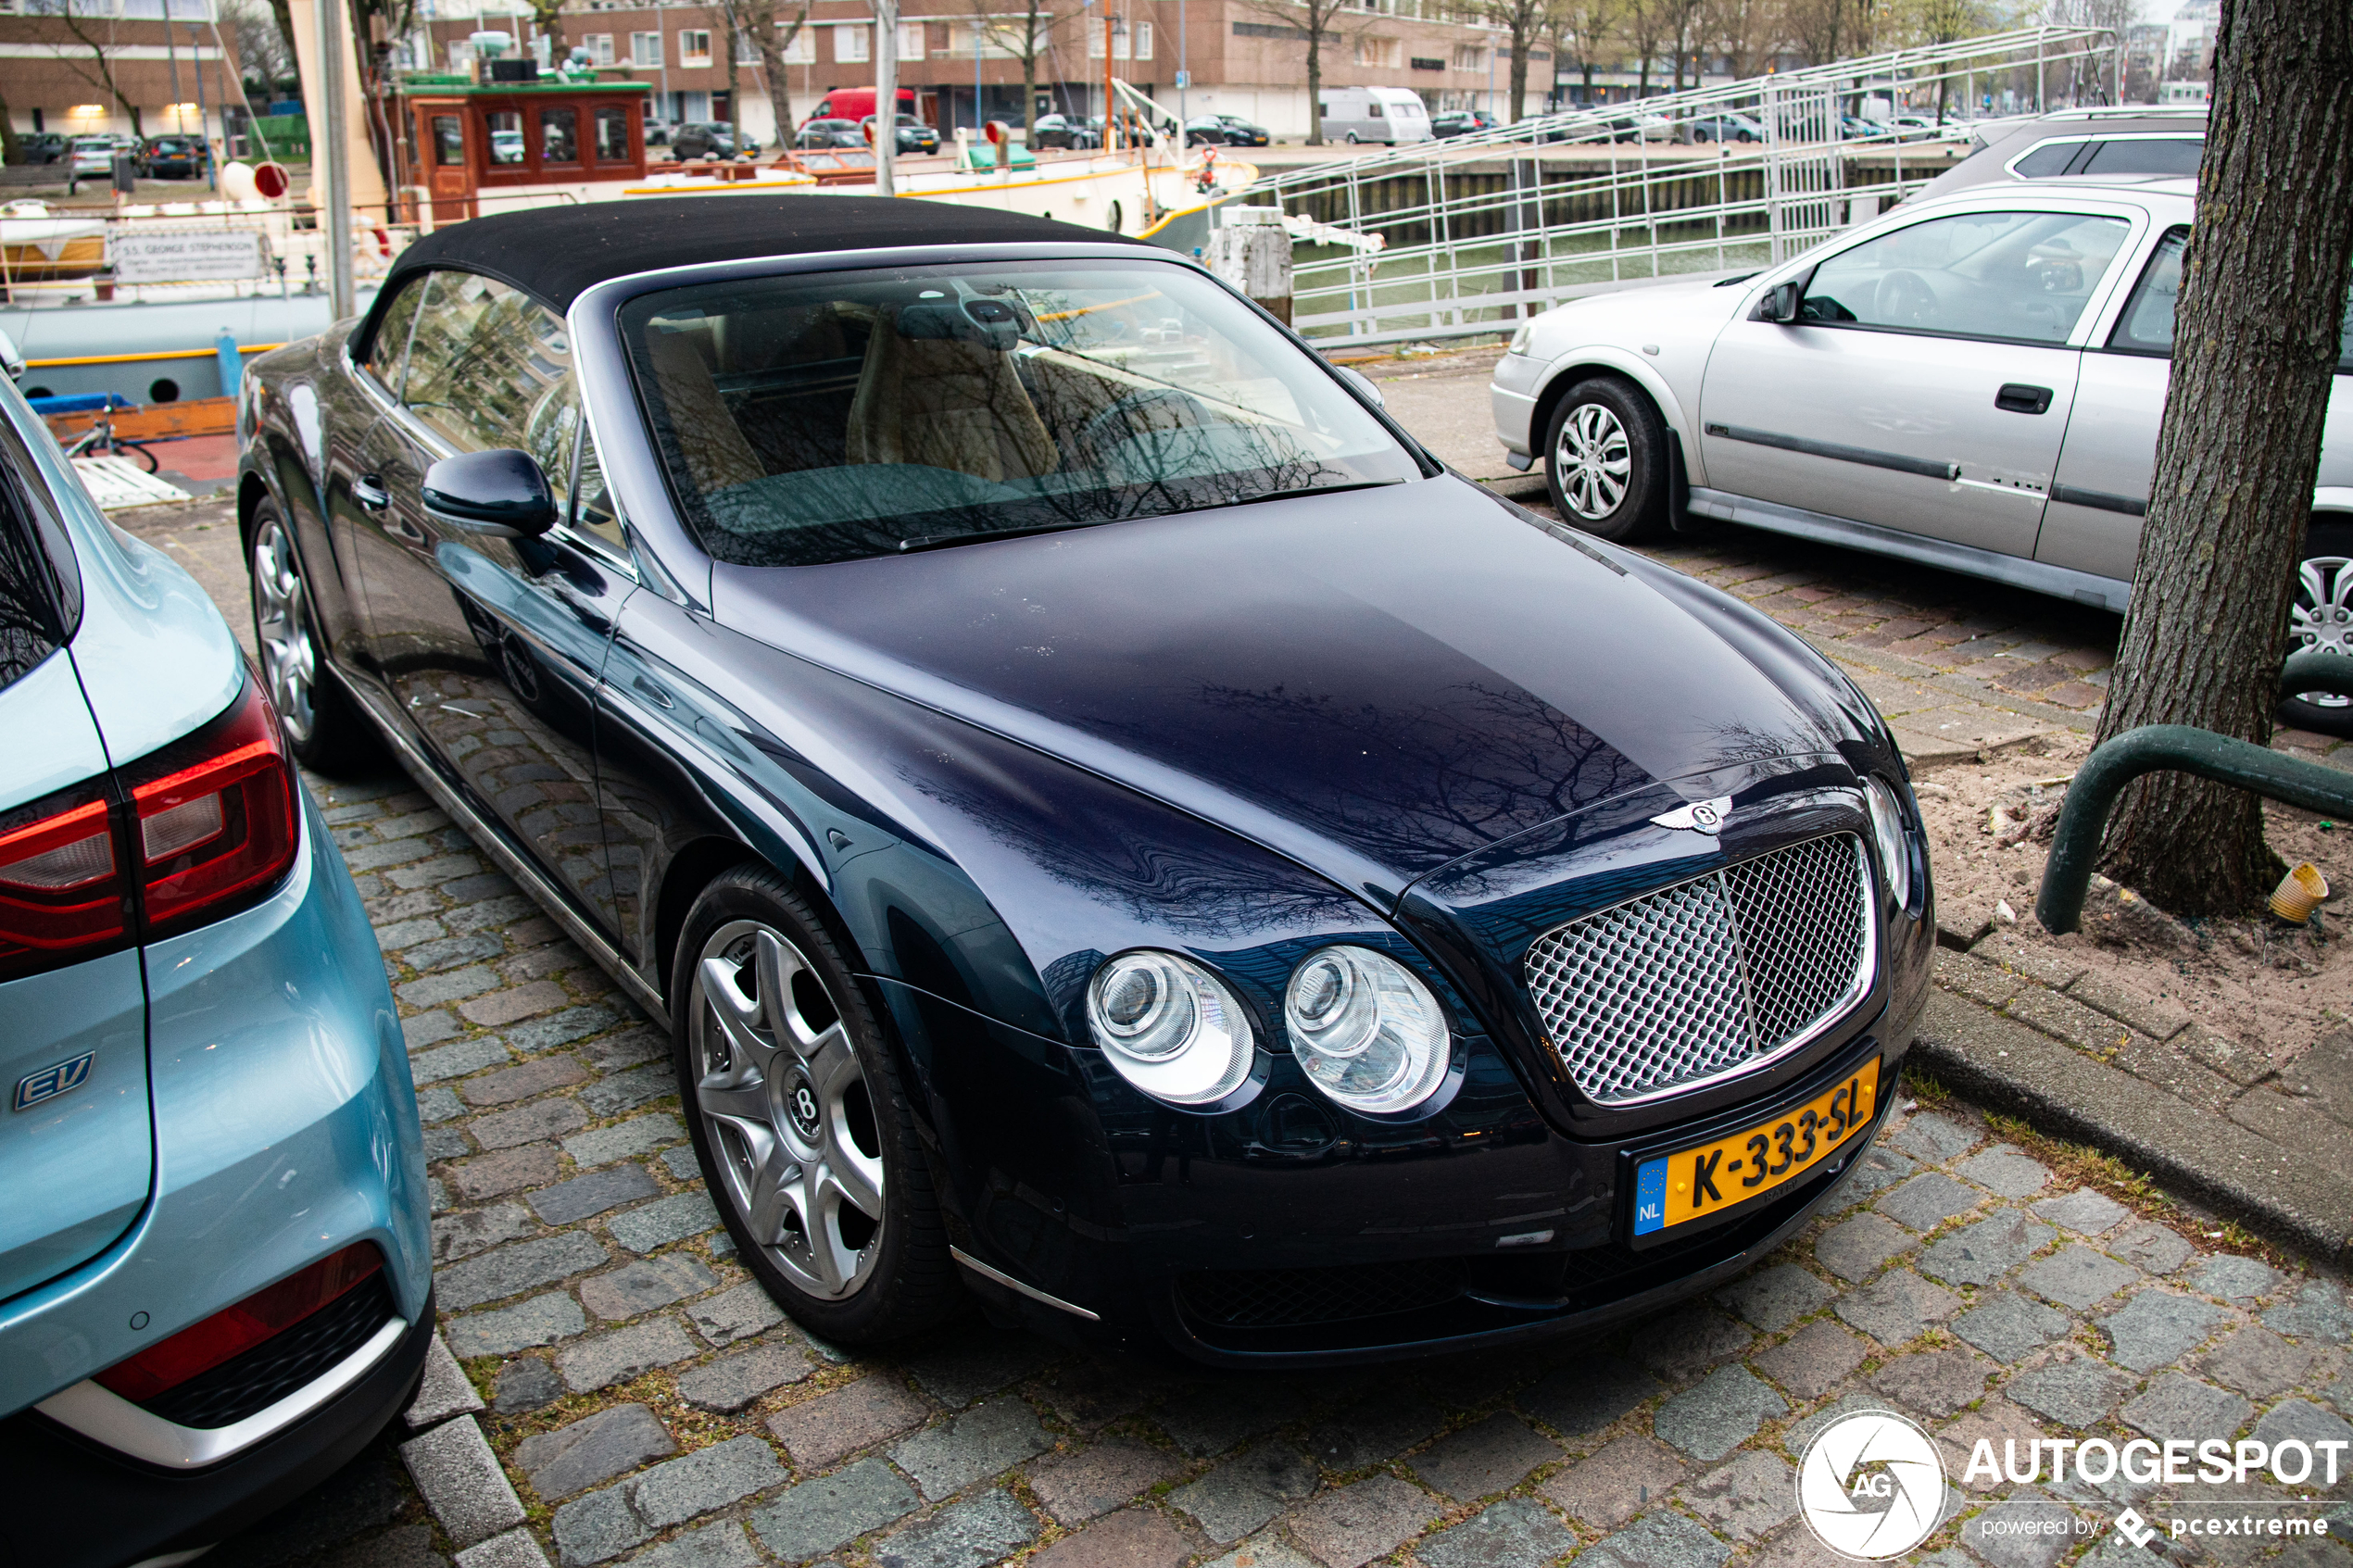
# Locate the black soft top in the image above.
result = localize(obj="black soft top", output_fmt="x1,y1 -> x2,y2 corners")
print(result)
373,193 -> 1143,317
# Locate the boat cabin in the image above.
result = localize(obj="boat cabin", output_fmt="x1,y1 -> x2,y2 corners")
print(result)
403,78 -> 653,221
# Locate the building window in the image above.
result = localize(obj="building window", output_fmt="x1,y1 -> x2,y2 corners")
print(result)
582,32 -> 614,64
778,23 -> 814,62
1087,18 -> 1149,58
835,22 -> 869,61
896,19 -> 923,56
1453,43 -> 1484,69
735,26 -> 761,61
678,29 -> 712,66
1355,35 -> 1400,68
1410,55 -> 1441,69
629,30 -> 661,66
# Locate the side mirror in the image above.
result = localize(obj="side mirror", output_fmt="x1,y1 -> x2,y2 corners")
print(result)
422,448 -> 559,539
1754,280 -> 1804,324
1337,365 -> 1386,409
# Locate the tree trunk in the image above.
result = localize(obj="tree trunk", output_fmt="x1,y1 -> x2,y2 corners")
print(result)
0,89 -> 19,166
1022,0 -> 1039,142
2092,0 -> 2353,916
762,9 -> 802,143
1305,26 -> 1322,144
1509,36 -> 1529,121
726,16 -> 741,149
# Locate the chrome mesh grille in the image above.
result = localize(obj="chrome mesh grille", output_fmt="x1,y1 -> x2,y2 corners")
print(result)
1524,834 -> 1871,1104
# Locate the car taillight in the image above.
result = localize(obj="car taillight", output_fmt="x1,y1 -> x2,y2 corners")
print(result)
0,784 -> 132,981
94,1242 -> 384,1405
0,671 -> 296,981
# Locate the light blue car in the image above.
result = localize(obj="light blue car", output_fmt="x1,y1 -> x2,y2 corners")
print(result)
0,378 -> 431,1566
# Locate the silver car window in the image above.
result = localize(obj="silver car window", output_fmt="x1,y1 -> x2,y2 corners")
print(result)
1799,209 -> 2133,345
2111,225 -> 2353,371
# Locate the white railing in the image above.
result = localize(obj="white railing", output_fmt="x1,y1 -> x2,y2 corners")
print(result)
1245,26 -> 2121,345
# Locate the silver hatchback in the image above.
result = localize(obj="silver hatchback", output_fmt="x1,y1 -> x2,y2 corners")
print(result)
1491,177 -> 2353,733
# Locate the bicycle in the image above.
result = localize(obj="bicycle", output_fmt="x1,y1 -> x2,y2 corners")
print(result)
63,408 -> 159,473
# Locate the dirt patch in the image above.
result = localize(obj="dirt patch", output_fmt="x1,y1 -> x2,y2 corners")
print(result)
1910,730 -> 2349,1071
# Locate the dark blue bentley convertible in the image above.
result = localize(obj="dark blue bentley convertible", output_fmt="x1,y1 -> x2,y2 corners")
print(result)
237,195 -> 1933,1366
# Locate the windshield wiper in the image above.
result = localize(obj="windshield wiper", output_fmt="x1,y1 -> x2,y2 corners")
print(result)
898,519 -> 1106,553
1220,478 -> 1404,509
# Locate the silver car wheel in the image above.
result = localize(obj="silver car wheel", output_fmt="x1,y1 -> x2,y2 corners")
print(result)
1556,401 -> 1632,521
2290,553 -> 2352,710
251,517 -> 319,745
689,920 -> 886,1300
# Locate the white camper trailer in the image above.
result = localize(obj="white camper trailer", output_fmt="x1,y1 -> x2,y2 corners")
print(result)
1316,87 -> 1435,144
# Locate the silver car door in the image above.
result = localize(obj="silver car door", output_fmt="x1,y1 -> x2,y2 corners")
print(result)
1699,205 -> 2140,559
2037,226 -> 2180,583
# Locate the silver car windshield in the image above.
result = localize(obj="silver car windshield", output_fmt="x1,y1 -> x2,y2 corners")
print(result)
619,261 -> 1422,566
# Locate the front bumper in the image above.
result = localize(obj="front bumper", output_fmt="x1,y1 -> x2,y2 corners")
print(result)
883,948 -> 1924,1367
0,791 -> 430,1565
1490,350 -> 1545,457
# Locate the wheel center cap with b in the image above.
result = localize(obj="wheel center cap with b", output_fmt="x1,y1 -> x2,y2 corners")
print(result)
782,1071 -> 823,1141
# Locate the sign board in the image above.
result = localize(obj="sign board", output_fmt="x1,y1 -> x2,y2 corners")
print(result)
1174,69 -> 1190,89
110,231 -> 269,283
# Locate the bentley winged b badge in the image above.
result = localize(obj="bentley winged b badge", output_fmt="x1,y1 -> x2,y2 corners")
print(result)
1650,796 -> 1733,835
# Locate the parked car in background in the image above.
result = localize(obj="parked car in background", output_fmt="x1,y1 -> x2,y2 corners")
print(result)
0,372 -> 430,1567
1029,113 -> 1099,150
795,118 -> 863,149
1213,114 -> 1271,145
1606,111 -> 1672,143
1319,86 -> 1434,144
17,132 -> 67,165
1176,116 -> 1227,146
1686,112 -> 1764,143
861,115 -> 938,155
1491,175 -> 2353,733
243,193 -> 1932,1366
1429,108 -> 1500,138
67,137 -> 116,180
141,134 -> 211,178
670,121 -> 758,160
1910,107 -> 2207,201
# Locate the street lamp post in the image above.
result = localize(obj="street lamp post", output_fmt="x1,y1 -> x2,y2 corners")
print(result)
873,0 -> 897,194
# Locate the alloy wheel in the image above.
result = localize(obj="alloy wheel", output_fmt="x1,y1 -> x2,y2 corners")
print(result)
1555,400 -> 1632,521
2290,553 -> 2352,712
689,920 -> 886,1300
250,516 -> 320,745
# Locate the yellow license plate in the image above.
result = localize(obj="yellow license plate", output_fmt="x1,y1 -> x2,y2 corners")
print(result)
1631,1058 -> 1880,1238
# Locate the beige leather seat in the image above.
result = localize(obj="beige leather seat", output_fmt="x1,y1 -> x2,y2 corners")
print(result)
845,307 -> 1058,483
643,328 -> 766,494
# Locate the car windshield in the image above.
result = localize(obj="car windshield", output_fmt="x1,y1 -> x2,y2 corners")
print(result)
622,260 -> 1422,567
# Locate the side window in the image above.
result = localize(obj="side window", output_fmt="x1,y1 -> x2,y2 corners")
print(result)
403,270 -> 574,458
431,114 -> 465,165
0,499 -> 61,692
1799,209 -> 2133,345
2080,137 -> 2202,178
2108,227 -> 2185,356
2009,139 -> 2083,178
570,429 -> 626,552
363,275 -> 428,395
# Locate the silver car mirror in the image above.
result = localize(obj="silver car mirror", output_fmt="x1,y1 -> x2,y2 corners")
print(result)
1337,365 -> 1386,409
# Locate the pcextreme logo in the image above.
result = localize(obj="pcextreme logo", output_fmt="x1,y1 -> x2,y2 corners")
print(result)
1796,1410 -> 1948,1560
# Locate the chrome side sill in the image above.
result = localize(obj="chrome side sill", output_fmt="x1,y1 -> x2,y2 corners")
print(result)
1688,486 -> 2132,613
331,667 -> 671,1030
951,1247 -> 1101,1322
37,1316 -> 409,1470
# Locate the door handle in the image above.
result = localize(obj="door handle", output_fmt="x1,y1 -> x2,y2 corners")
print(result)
1995,383 -> 2054,415
353,474 -> 390,510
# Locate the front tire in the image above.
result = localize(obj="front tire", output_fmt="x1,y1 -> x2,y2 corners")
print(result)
246,502 -> 371,771
1542,376 -> 1668,543
671,866 -> 958,1345
2284,520 -> 2353,736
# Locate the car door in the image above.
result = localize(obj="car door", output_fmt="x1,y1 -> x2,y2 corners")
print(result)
347,269 -> 635,927
1699,204 -> 2139,559
2036,225 -> 2178,583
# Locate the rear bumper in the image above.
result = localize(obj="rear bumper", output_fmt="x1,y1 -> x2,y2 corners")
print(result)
0,1300 -> 433,1568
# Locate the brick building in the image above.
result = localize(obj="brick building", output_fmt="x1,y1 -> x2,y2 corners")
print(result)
406,0 -> 1507,147
1,0 -> 244,144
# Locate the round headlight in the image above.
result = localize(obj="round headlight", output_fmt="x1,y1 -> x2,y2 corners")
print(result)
1086,951 -> 1256,1108
1866,776 -> 1912,909
1283,946 -> 1452,1115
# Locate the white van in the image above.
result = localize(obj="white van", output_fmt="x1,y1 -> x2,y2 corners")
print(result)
1317,87 -> 1434,144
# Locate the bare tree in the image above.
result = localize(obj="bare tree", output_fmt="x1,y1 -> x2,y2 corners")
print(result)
2088,0 -> 2353,914
1781,0 -> 1876,67
1238,0 -> 1359,144
967,0 -> 1063,144
1551,0 -> 1615,103
1485,0 -> 1554,121
220,0 -> 297,94
728,0 -> 809,144
34,1 -> 147,137
1619,0 -> 1666,94
1704,0 -> 1780,80
1894,0 -> 1993,118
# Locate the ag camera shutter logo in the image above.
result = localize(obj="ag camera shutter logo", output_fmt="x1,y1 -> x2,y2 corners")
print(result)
1797,1409 -> 1948,1559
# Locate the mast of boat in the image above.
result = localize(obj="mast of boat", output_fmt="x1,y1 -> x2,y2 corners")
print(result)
318,0 -> 355,317
873,0 -> 897,196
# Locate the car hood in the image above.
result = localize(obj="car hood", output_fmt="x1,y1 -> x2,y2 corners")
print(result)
711,475 -> 1856,910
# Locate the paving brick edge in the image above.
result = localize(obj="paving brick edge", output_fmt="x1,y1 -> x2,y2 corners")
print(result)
1909,992 -> 2353,1266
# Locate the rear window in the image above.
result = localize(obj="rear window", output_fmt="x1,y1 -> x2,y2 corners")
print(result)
2112,226 -> 2353,371
2011,135 -> 2203,181
622,259 -> 1421,568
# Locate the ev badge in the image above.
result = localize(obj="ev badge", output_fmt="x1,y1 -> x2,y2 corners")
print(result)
14,1050 -> 95,1111
1650,795 -> 1732,835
